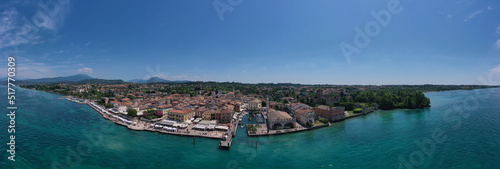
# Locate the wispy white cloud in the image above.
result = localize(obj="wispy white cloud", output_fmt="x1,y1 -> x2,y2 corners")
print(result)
0,7 -> 35,49
496,39 -> 500,48
491,64 -> 500,74
438,8 -> 453,19
464,5 -> 495,22
477,64 -> 500,85
77,67 -> 93,74
464,10 -> 484,22
0,1 -> 71,50
1,59 -> 59,79
496,25 -> 500,35
0,8 -> 17,35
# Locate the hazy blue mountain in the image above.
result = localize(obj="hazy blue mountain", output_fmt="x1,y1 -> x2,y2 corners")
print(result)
0,74 -> 125,85
78,79 -> 125,84
127,77 -> 190,83
23,74 -> 95,83
127,79 -> 144,83
147,77 -> 169,83
0,74 -> 188,85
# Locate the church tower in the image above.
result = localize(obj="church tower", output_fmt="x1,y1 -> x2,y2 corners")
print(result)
266,97 -> 270,112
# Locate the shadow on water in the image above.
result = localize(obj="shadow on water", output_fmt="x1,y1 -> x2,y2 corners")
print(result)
402,108 -> 429,114
379,110 -> 393,121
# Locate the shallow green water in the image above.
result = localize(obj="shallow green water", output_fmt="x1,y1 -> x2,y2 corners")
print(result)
1,87 -> 500,168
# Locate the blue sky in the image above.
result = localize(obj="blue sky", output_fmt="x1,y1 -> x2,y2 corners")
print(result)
0,0 -> 499,85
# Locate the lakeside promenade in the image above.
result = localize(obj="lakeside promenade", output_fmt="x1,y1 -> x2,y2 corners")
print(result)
84,100 -> 376,148
87,102 -> 230,141
247,122 -> 330,137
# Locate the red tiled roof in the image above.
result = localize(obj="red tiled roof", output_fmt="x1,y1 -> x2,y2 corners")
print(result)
168,109 -> 193,114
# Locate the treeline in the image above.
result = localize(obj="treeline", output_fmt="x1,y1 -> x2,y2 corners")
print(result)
349,90 -> 430,110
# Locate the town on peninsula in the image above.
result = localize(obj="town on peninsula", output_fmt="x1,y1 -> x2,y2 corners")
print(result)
19,75 -> 496,149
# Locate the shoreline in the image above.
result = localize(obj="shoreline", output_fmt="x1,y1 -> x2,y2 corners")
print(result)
247,123 -> 330,137
15,86 -> 499,140
422,86 -> 500,94
86,101 -> 227,140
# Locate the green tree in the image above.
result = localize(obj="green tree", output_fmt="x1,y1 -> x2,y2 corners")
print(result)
378,92 -> 395,110
127,109 -> 137,117
321,98 -> 327,105
306,121 -> 313,127
282,99 -> 289,104
340,102 -> 354,111
105,104 -> 113,108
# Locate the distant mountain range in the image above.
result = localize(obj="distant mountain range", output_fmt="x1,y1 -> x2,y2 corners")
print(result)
0,74 -> 190,85
0,74 -> 124,85
127,76 -> 190,83
23,74 -> 95,83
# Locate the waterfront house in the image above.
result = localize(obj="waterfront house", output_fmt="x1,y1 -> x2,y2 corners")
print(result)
203,109 -> 215,120
220,109 -> 233,124
295,109 -> 315,127
313,105 -> 345,122
287,102 -> 310,115
167,109 -> 194,122
195,108 -> 208,118
267,109 -> 295,130
212,109 -> 221,120
248,99 -> 262,111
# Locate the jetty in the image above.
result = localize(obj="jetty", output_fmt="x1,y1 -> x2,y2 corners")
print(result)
219,111 -> 245,149
65,96 -> 88,104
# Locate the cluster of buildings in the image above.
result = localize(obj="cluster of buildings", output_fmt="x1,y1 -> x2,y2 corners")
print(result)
107,89 -> 350,128
103,90 -> 266,125
285,102 -> 346,127
56,83 -> 374,128
260,101 -> 348,130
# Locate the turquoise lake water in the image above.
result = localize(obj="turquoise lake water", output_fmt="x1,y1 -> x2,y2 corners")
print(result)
1,87 -> 500,168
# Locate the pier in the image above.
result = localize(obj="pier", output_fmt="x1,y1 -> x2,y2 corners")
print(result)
219,111 -> 244,149
219,135 -> 232,149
